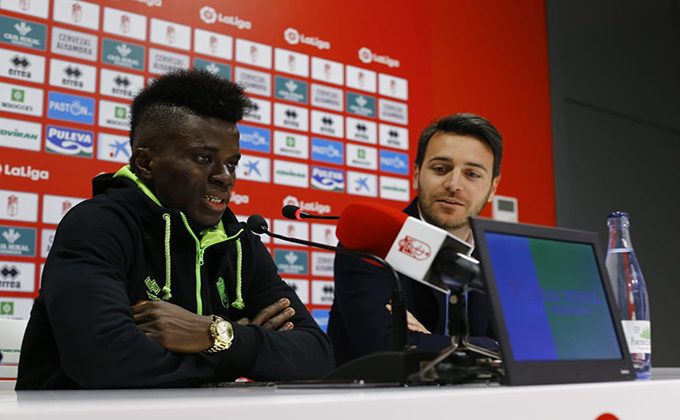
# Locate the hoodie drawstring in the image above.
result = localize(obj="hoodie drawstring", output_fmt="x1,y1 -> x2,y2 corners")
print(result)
161,213 -> 172,301
232,238 -> 245,310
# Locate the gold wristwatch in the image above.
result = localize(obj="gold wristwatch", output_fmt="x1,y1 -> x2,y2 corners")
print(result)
205,315 -> 234,353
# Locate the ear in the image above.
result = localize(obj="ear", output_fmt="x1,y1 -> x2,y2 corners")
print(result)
412,164 -> 420,192
487,175 -> 501,203
131,148 -> 154,182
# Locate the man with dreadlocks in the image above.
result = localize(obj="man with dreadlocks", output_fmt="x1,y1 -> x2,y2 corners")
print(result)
16,69 -> 334,389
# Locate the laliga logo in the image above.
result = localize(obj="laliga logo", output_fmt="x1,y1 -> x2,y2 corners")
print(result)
357,47 -> 401,68
282,195 -> 331,215
199,6 -> 217,24
358,47 -> 372,64
199,6 -> 252,29
230,192 -> 250,205
398,235 -> 431,261
284,28 -> 300,45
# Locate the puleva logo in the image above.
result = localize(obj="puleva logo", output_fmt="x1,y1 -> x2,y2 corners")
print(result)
45,125 -> 93,157
199,6 -> 251,29
311,167 -> 344,192
357,47 -> 400,68
238,124 -> 271,153
283,27 -> 330,50
311,138 -> 343,165
380,150 -> 409,175
47,91 -> 94,124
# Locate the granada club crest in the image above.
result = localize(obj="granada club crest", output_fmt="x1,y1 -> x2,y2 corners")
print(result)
7,195 -> 18,218
71,2 -> 82,23
61,200 -> 73,216
398,235 -> 431,260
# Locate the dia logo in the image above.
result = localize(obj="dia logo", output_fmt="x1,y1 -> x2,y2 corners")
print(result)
0,301 -> 14,315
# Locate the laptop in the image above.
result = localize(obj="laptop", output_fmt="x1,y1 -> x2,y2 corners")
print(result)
470,217 -> 636,385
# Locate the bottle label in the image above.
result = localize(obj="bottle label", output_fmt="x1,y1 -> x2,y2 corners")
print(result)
621,320 -> 651,353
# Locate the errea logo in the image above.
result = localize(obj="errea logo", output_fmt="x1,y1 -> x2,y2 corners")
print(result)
358,47 -> 400,68
283,27 -> 330,50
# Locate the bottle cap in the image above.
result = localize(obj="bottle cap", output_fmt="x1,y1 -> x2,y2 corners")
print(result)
608,211 -> 629,219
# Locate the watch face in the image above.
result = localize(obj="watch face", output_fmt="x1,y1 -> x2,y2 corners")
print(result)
217,322 -> 229,335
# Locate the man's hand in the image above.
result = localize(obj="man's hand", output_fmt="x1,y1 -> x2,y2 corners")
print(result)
237,298 -> 295,331
385,303 -> 431,334
132,300 -> 212,353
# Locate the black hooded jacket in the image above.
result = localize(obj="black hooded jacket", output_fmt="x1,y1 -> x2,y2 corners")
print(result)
16,169 -> 334,389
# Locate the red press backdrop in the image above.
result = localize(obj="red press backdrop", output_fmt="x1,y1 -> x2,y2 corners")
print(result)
0,0 -> 554,326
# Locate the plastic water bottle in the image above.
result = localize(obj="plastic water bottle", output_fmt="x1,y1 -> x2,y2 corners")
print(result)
605,211 -> 651,379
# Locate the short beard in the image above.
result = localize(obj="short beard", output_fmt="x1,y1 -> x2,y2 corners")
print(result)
417,181 -> 493,234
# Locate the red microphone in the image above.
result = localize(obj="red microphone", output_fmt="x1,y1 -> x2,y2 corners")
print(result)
336,202 -> 408,259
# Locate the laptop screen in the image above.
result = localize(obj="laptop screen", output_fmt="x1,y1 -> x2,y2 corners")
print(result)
484,232 -> 622,361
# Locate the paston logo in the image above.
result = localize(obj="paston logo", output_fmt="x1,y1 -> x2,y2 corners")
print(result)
199,6 -> 251,30
282,195 -> 331,215
311,138 -> 343,165
380,150 -> 409,175
357,46 -> 400,68
46,125 -> 93,157
47,91 -> 94,124
238,125 -> 271,153
0,164 -> 49,181
311,166 -> 344,192
283,27 -> 330,50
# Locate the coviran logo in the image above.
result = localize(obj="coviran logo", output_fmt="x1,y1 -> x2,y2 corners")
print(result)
199,6 -> 251,30
0,164 -> 49,181
283,27 -> 330,50
358,47 -> 400,68
282,195 -> 331,215
229,192 -> 250,205
397,235 -> 431,260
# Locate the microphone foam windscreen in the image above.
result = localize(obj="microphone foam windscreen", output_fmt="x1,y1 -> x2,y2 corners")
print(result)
337,202 -> 408,258
281,205 -> 300,220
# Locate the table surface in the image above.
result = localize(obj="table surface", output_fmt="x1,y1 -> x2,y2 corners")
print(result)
2,368 -> 679,420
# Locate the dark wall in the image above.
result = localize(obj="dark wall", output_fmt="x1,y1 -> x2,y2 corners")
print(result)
547,0 -> 680,366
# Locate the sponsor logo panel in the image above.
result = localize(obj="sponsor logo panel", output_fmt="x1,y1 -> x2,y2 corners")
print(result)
273,160 -> 308,188
98,100 -> 130,130
0,0 -> 49,18
273,103 -> 308,132
311,138 -> 343,165
235,154 -> 271,183
148,47 -> 189,75
150,18 -> 191,51
0,82 -> 43,117
100,68 -> 144,99
378,73 -> 408,100
311,280 -> 334,305
346,170 -> 378,197
237,124 -> 271,153
47,91 -> 94,124
310,110 -> 343,138
234,66 -> 270,96
0,47 -> 46,83
310,57 -> 343,86
0,190 -> 38,222
41,228 -> 56,258
0,117 -> 41,151
0,261 -> 35,293
274,250 -> 308,275
103,7 -> 147,40
283,278 -> 309,304
346,117 -> 377,144
358,47 -> 401,69
283,27 -> 331,50
194,28 -> 232,60
312,308 -> 330,332
42,194 -> 85,225
379,123 -> 409,150
53,0 -> 100,30
274,75 -> 307,104
0,225 -> 36,257
380,175 -> 410,202
194,58 -> 231,80
234,38 -> 271,69
97,133 -> 131,163
346,143 -> 377,170
346,65 -> 377,93
272,219 -> 308,247
0,164 -> 49,181
49,58 -> 97,93
102,38 -> 145,70
379,98 -> 409,124
311,223 -> 337,247
0,15 -> 46,50
273,130 -> 308,159
310,83 -> 342,112
242,97 -> 271,125
0,297 -> 33,319
346,92 -> 376,118
51,27 -> 98,61
311,251 -> 334,277
198,6 -> 252,30
380,149 -> 409,175
45,125 -> 93,157
274,48 -> 309,78
311,166 -> 344,192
